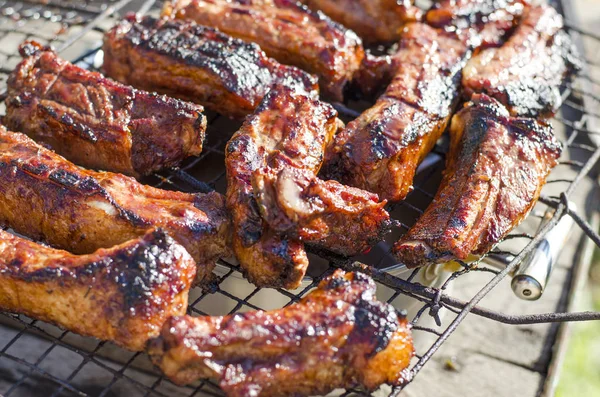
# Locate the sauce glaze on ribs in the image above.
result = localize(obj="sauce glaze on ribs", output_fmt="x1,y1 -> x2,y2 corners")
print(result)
226,86 -> 389,288
103,14 -> 318,119
462,4 -> 581,117
162,0 -> 364,101
393,94 -> 561,267
5,41 -> 205,177
149,270 -> 413,395
324,23 -> 472,202
0,126 -> 229,283
300,0 -> 422,43
0,228 -> 196,351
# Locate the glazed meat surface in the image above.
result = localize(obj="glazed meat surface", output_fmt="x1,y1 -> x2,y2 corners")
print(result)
5,41 -> 205,177
149,270 -> 413,396
0,228 -> 195,351
300,0 -> 422,43
0,126 -> 229,283
462,4 -> 581,117
324,23 -> 471,202
393,94 -> 561,267
426,0 -> 528,48
103,14 -> 318,119
226,86 -> 389,288
253,167 -> 390,256
162,0 -> 364,101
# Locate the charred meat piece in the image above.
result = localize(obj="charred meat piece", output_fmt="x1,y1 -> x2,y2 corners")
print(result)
226,86 -> 389,287
426,0 -> 528,48
162,0 -> 364,101
300,0 -> 422,43
103,14 -> 318,119
226,87 -> 337,288
324,23 -> 472,202
253,167 -> 389,256
0,126 -> 229,283
0,228 -> 195,351
393,94 -> 561,267
462,4 -> 581,117
5,41 -> 205,178
149,270 -> 413,395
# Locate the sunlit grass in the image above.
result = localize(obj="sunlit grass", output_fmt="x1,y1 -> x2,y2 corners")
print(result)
556,251 -> 600,397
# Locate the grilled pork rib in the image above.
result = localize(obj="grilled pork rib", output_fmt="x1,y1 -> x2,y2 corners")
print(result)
103,14 -> 318,119
162,0 -> 364,101
324,23 -> 472,202
393,94 -> 561,267
0,126 -> 229,283
5,41 -> 205,177
226,87 -> 389,288
300,0 -> 422,43
462,4 -> 581,117
149,270 -> 413,395
0,228 -> 195,351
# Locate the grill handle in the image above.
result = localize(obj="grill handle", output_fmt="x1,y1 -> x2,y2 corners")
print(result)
511,205 -> 576,301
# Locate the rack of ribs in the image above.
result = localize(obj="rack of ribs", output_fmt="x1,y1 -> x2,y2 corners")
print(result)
162,0 -> 364,101
148,270 -> 413,396
323,23 -> 472,202
103,14 -> 318,119
4,41 -> 206,177
0,228 -> 196,351
0,126 -> 229,283
393,94 -> 561,268
226,86 -> 389,288
300,0 -> 422,43
462,4 -> 581,117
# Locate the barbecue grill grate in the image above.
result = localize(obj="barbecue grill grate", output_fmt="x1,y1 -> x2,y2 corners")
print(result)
0,0 -> 599,396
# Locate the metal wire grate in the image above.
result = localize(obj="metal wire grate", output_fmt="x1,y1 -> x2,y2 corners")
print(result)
0,0 -> 599,396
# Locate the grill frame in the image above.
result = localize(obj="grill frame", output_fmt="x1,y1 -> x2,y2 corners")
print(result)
0,0 -> 599,396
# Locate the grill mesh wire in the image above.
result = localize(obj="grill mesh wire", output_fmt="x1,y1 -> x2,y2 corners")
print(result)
0,0 -> 599,396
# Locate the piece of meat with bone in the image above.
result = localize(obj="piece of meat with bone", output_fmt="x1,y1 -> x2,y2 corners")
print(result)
462,4 -> 581,117
324,23 -> 472,202
148,269 -> 413,396
252,167 -> 390,256
103,14 -> 318,119
300,0 -> 422,43
0,126 -> 229,283
426,0 -> 529,48
4,41 -> 205,178
393,94 -> 561,268
0,228 -> 196,351
162,0 -> 364,101
226,86 -> 389,288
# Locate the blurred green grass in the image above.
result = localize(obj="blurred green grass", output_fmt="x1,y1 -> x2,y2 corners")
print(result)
556,249 -> 600,397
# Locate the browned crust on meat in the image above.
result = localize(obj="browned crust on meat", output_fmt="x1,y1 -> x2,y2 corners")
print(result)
0,228 -> 196,351
0,126 -> 229,283
225,87 -> 339,288
162,0 -> 364,101
148,270 -> 413,395
324,23 -> 471,202
393,94 -> 561,267
5,41 -> 205,177
103,14 -> 318,119
462,4 -> 581,117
